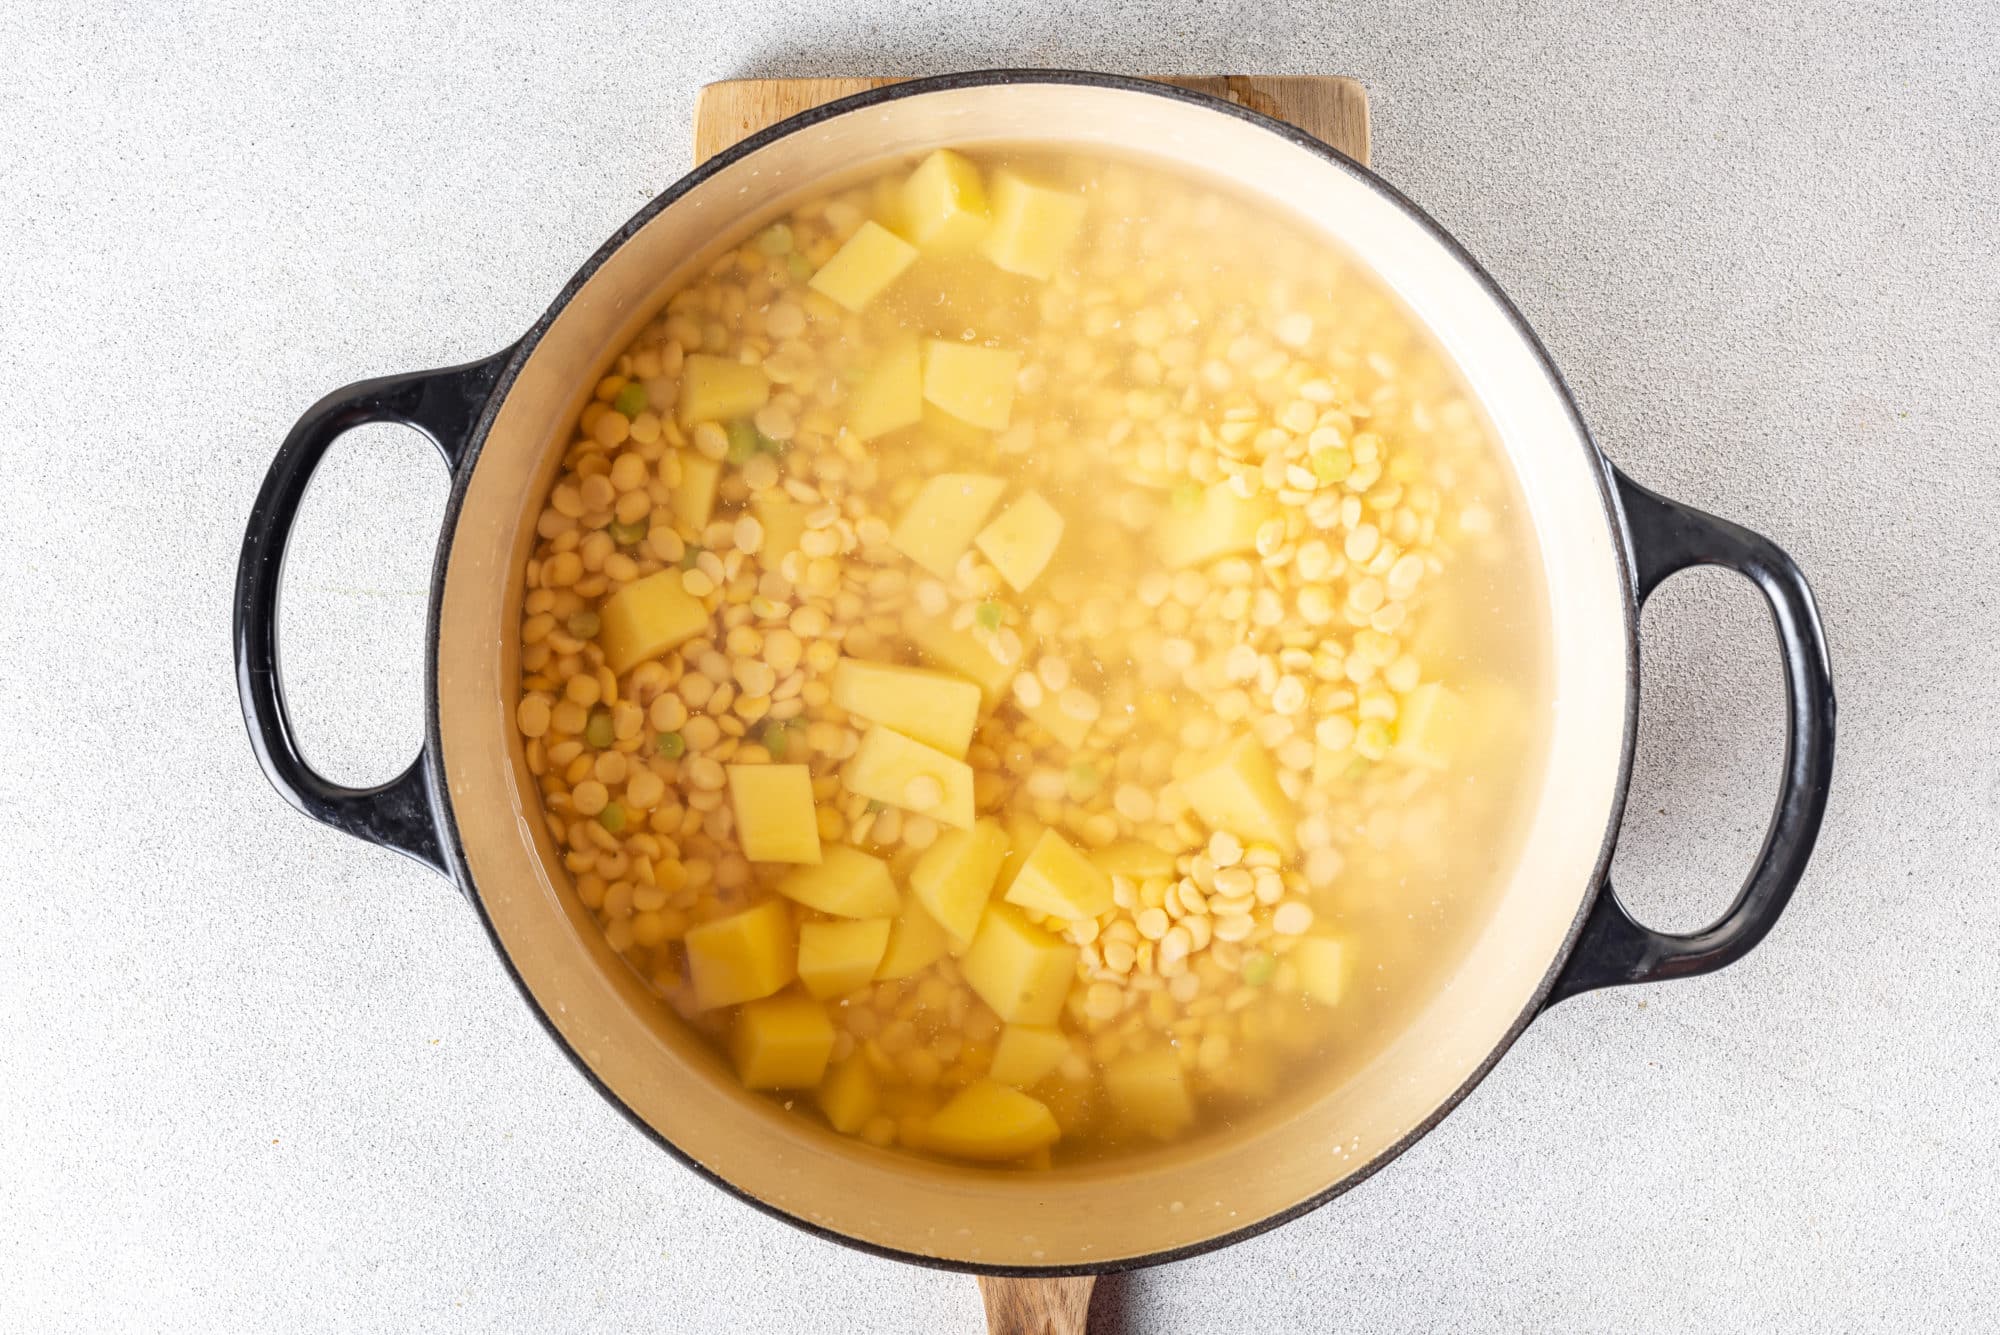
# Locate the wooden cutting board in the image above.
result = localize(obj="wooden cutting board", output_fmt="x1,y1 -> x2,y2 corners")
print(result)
693,75 -> 1370,166
687,71 -> 1370,1335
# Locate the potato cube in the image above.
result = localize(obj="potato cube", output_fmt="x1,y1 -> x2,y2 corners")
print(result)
1089,840 -> 1178,881
797,918 -> 893,999
899,149 -> 990,253
685,900 -> 795,1010
597,570 -> 711,675
925,1081 -> 1060,1162
677,354 -> 770,426
890,473 -> 1007,578
1290,934 -> 1349,1006
731,994 -> 836,1089
776,844 -> 899,918
909,819 -> 1009,944
918,400 -> 990,453
988,1025 -> 1069,1088
1104,1047 -> 1195,1139
670,451 -> 722,533
808,219 -> 918,312
974,490 -> 1064,592
847,337 -> 923,441
874,897 -> 950,979
1394,682 -> 1466,771
752,492 -> 808,559
961,904 -> 1077,1025
845,727 -> 975,829
818,1055 -> 879,1134
727,764 -> 823,863
902,605 -> 1026,707
1003,828 -> 1112,922
1181,734 -> 1297,855
1152,483 -> 1275,569
831,659 -> 981,757
979,171 -> 1086,281
993,814 -> 1045,899
922,340 -> 1021,431
1014,683 -> 1093,750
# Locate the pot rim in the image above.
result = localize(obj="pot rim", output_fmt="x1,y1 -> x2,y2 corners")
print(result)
421,67 -> 1640,1276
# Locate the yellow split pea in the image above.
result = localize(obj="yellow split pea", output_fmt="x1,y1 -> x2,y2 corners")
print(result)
511,145 -> 1547,1168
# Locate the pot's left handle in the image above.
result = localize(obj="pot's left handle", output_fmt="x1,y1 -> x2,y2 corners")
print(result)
233,349 -> 512,877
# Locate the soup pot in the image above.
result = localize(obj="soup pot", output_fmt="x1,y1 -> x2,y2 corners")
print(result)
234,70 -> 1835,1275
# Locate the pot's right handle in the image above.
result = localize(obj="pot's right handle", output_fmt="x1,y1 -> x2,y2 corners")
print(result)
233,349 -> 511,878
1546,468 -> 1836,1004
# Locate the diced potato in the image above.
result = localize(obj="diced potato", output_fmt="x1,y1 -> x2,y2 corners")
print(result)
993,813 -> 1045,899
960,904 -> 1077,1025
776,844 -> 899,918
988,1025 -> 1069,1088
1152,483 -> 1275,569
917,400 -> 990,453
797,918 -> 893,999
899,149 -> 990,253
670,451 -> 722,533
1104,1047 -> 1195,1139
831,659 -> 981,758
818,1055 -> 879,1134
979,171 -> 1087,281
596,570 -> 711,675
845,727 -> 975,829
890,473 -> 1007,579
731,994 -> 836,1089
685,900 -> 795,1010
922,340 -> 1021,431
924,1081 -> 1061,1161
848,337 -> 923,441
677,353 -> 770,426
909,819 -> 1009,944
1014,685 -> 1093,750
874,897 -> 950,980
1182,734 -> 1297,855
727,764 -> 823,863
1289,934 -> 1349,1006
902,606 -> 1025,707
1394,682 -> 1466,771
808,219 -> 919,312
753,492 -> 808,558
974,490 -> 1064,592
1003,828 -> 1112,922
1089,840 -> 1178,881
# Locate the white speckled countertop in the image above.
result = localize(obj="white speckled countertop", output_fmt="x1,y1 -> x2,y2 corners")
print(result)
3,0 -> 1997,1329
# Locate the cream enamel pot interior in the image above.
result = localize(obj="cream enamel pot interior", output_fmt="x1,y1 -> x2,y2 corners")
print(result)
234,71 -> 1835,1272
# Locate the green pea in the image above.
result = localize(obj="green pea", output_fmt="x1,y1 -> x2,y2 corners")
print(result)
613,383 -> 647,417
679,545 -> 704,571
655,731 -> 686,759
1069,761 -> 1101,793
1242,952 -> 1277,987
760,721 -> 789,758
757,223 -> 794,256
725,420 -> 760,463
566,610 -> 601,639
865,798 -> 887,815
787,253 -> 814,282
608,519 -> 648,546
975,600 -> 1004,631
583,709 -> 613,749
597,802 -> 627,833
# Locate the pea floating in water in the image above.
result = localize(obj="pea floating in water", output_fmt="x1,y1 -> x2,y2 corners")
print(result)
613,383 -> 647,417
655,730 -> 686,759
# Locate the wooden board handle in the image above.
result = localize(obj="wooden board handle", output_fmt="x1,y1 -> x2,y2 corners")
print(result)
978,1275 -> 1097,1335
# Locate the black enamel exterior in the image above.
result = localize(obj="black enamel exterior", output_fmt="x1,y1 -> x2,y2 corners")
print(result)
231,69 -> 1837,1275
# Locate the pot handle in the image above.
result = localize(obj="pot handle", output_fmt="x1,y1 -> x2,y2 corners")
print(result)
233,349 -> 511,877
1546,468 -> 1836,1004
